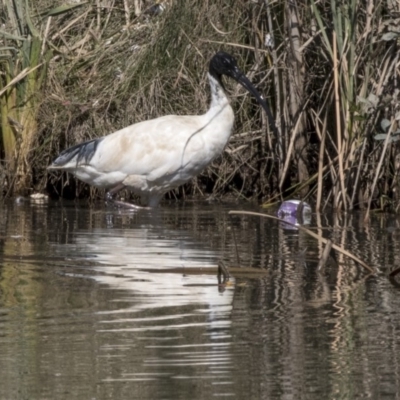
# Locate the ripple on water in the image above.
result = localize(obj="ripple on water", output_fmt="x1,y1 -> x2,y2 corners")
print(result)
1,203 -> 400,399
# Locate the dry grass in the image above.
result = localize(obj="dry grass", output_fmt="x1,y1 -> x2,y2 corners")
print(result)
1,0 -> 400,212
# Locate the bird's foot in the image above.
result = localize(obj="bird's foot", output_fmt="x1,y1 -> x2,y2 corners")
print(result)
105,192 -> 150,210
112,199 -> 151,210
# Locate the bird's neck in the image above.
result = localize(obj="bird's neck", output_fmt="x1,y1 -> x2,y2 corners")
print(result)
207,73 -> 231,114
201,73 -> 234,148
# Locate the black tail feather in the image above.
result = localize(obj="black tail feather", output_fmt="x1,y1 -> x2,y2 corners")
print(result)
51,137 -> 104,167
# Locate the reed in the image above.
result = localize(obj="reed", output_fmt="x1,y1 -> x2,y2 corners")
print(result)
1,0 -> 399,212
306,0 -> 400,212
0,0 -> 52,192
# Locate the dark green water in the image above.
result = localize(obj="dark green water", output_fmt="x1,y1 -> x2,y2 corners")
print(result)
0,200 -> 400,399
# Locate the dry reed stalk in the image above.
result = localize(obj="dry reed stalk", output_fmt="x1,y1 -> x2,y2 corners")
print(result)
123,0 -> 130,26
95,0 -> 101,30
349,137 -> 367,210
279,99 -> 310,190
263,0 -> 282,171
333,31 -> 347,211
312,109 -> 338,208
0,64 -> 43,97
316,113 -> 327,212
134,0 -> 142,16
286,0 -> 309,194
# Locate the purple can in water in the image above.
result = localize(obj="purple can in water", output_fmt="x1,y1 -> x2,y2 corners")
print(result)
277,200 -> 312,229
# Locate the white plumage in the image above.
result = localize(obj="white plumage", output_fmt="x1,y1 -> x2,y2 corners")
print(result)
48,51 -> 275,208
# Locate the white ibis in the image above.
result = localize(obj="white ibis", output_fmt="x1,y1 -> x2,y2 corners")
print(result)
48,51 -> 276,208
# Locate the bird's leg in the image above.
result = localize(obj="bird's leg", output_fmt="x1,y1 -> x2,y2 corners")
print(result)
105,184 -> 149,210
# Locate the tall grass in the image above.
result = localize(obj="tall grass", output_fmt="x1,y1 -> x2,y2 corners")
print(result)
308,0 -> 399,213
0,0 -> 50,193
260,0 -> 399,212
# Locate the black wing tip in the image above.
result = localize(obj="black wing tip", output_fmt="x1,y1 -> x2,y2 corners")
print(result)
49,137 -> 104,168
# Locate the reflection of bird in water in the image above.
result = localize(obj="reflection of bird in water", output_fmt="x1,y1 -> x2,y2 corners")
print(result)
73,228 -> 234,313
48,52 -> 276,209
69,226 -> 235,378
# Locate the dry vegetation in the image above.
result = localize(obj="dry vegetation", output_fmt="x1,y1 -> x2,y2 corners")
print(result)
1,0 -> 400,213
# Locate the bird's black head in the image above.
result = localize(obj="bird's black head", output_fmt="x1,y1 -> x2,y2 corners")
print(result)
209,51 -> 242,82
209,51 -> 278,138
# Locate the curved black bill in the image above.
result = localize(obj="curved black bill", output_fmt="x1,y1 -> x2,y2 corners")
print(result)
235,72 -> 279,138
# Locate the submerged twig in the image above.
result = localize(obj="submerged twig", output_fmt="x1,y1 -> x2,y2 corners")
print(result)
218,260 -> 230,284
228,210 -> 375,274
138,266 -> 268,278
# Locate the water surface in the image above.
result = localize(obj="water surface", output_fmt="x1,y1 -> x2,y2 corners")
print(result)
1,200 -> 400,399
